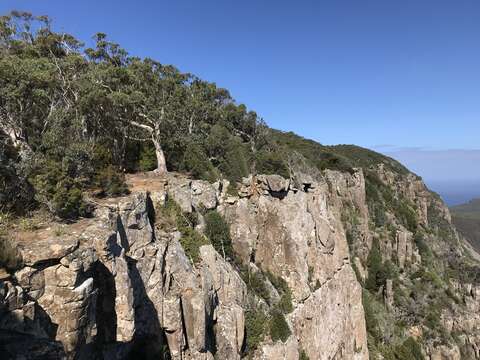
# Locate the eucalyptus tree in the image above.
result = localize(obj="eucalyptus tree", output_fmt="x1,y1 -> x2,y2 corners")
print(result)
125,58 -> 191,174
186,77 -> 231,137
222,103 -> 269,173
0,12 -> 83,160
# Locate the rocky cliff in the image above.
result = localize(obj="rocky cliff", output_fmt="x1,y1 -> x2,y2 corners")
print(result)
1,158 -> 480,360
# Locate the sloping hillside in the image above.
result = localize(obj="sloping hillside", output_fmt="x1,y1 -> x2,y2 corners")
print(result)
451,199 -> 480,252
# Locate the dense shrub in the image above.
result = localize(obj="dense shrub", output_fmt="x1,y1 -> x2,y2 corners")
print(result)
95,165 -> 130,197
179,227 -> 210,264
0,235 -> 22,271
30,160 -> 91,219
269,309 -> 291,343
245,309 -> 268,353
414,232 -> 433,266
366,238 -> 384,291
160,197 -> 210,263
226,182 -> 239,197
299,350 -> 310,360
51,183 -> 91,219
255,150 -> 290,178
0,147 -> 34,214
138,145 -> 157,172
182,142 -> 218,182
204,210 -> 233,259
393,337 -> 424,360
362,290 -> 381,341
219,139 -> 250,182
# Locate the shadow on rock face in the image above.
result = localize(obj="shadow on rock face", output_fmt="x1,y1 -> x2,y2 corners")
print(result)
94,261 -> 118,345
128,257 -> 170,360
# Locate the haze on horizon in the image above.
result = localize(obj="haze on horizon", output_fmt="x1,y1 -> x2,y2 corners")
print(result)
1,0 -> 478,204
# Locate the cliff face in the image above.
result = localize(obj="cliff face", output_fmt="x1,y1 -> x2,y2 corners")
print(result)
1,159 -> 480,360
337,164 -> 480,360
0,171 -> 368,360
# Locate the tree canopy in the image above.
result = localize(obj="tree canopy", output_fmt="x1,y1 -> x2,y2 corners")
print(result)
0,11 -> 285,218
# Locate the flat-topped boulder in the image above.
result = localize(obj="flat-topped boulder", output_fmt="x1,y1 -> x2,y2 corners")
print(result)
14,219 -> 94,266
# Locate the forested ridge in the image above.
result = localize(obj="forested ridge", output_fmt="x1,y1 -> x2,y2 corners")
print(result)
0,11 -> 402,220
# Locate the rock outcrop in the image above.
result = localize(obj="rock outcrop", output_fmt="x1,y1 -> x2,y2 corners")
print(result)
0,172 -> 370,359
4,163 -> 479,360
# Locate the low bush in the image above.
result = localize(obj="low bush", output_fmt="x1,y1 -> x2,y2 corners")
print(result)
245,309 -> 268,353
51,182 -> 91,219
393,337 -> 424,360
226,182 -> 238,197
204,210 -> 233,259
299,350 -> 310,360
160,197 -> 210,263
255,150 -> 290,179
240,267 -> 270,302
266,271 -> 293,314
30,160 -> 91,219
182,142 -> 218,182
219,139 -> 250,183
269,309 -> 291,343
179,227 -> 210,264
362,290 -> 381,341
95,165 -> 130,197
366,238 -> 384,291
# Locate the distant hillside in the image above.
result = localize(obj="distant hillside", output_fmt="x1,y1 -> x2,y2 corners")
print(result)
451,198 -> 480,252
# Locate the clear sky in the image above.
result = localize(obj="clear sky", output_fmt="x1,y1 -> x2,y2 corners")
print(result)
1,0 -> 479,201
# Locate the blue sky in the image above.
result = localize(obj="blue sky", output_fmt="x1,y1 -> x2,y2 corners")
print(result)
1,0 -> 478,202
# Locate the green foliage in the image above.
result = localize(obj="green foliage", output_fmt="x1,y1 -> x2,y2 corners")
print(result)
161,197 -> 210,263
268,309 -> 291,343
362,290 -> 381,341
266,271 -> 293,314
425,306 -> 441,331
204,210 -> 233,259
299,350 -> 310,360
366,238 -> 384,291
245,309 -> 267,354
182,142 -> 218,181
255,150 -> 290,179
95,165 -> 130,197
364,171 -> 418,232
138,145 -> 157,171
226,182 -> 239,197
0,13 -> 280,217
393,337 -> 424,360
414,232 -> 433,267
219,138 -> 250,182
30,160 -> 91,219
51,185 -> 90,219
179,227 -> 210,264
0,143 -> 34,214
240,267 -> 270,302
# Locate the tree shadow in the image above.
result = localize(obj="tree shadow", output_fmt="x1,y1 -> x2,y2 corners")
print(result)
96,205 -> 171,360
127,257 -> 170,360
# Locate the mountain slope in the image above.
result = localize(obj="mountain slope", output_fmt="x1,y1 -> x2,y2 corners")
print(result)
451,199 -> 480,252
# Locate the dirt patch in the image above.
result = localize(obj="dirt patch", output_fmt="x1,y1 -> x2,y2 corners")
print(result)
126,172 -> 168,193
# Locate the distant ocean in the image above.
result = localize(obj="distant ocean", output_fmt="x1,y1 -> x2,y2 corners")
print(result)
425,180 -> 480,206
